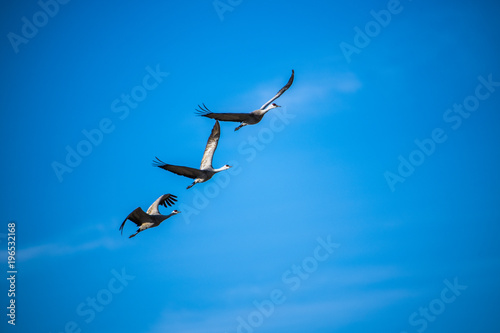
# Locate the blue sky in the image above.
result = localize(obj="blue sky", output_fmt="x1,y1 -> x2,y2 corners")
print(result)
1,0 -> 500,332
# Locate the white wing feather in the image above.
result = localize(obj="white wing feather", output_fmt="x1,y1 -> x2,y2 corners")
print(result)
260,70 -> 295,110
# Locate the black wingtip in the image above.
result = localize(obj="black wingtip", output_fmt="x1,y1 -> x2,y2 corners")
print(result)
152,156 -> 165,167
195,103 -> 212,116
162,193 -> 178,207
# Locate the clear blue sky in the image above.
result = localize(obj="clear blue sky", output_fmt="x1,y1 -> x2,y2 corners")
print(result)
1,0 -> 500,332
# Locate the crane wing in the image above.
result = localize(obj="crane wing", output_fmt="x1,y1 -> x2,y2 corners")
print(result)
119,207 -> 149,234
147,194 -> 178,215
196,104 -> 250,122
153,157 -> 203,179
200,120 -> 220,170
260,69 -> 295,110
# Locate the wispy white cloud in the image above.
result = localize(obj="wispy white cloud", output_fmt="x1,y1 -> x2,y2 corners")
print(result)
0,222 -> 125,262
221,71 -> 362,114
146,264 -> 413,333
146,308 -> 237,333
146,288 -> 411,333
265,288 -> 412,331
10,237 -> 122,261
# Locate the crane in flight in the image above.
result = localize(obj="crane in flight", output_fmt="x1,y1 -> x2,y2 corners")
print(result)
119,194 -> 180,238
153,120 -> 231,189
196,70 -> 294,131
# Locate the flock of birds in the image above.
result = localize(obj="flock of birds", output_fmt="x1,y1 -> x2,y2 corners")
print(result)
120,70 -> 295,238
